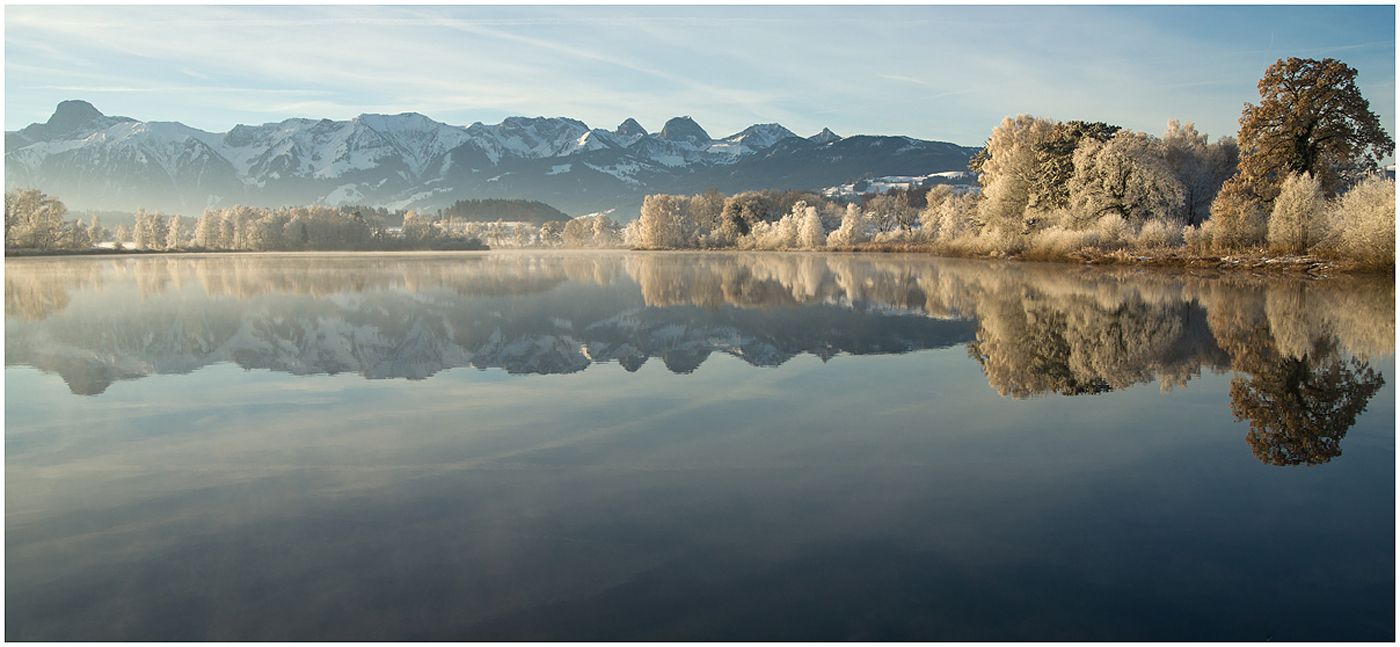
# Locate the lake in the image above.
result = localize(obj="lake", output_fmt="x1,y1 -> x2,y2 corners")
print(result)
5,250 -> 1394,640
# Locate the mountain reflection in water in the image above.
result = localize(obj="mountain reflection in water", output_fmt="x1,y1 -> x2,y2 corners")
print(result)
5,251 -> 1395,641
5,250 -> 1393,467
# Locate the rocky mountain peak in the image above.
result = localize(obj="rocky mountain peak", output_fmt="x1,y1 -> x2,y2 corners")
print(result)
809,128 -> 842,144
10,100 -> 135,146
615,118 -> 647,138
725,123 -> 799,148
658,116 -> 710,143
47,100 -> 106,130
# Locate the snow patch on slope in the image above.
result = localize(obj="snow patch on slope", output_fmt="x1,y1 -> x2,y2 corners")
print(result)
583,161 -> 644,186
324,183 -> 366,205
821,171 -> 978,199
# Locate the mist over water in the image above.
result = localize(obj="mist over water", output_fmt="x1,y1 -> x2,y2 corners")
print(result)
6,251 -> 1394,640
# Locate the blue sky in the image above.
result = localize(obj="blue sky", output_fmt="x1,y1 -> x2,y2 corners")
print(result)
5,4 -> 1395,149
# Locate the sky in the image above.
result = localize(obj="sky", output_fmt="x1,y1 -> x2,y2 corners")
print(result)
4,4 -> 1396,149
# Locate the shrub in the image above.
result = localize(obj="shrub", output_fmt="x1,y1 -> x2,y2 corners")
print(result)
1208,181 -> 1266,250
1030,226 -> 1104,257
1326,175 -> 1395,268
1182,223 -> 1214,253
1090,213 -> 1130,248
1133,218 -> 1185,249
1266,172 -> 1327,254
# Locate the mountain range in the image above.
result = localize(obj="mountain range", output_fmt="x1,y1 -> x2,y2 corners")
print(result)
5,100 -> 979,219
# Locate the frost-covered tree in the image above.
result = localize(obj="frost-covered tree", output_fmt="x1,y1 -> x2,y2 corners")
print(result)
866,193 -> 919,233
132,208 -> 150,249
1209,185 -> 1268,250
113,224 -> 132,250
514,223 -> 538,247
690,187 -> 727,237
638,194 -> 695,248
622,218 -> 642,248
972,115 -> 1056,233
592,214 -> 622,247
132,208 -> 169,250
920,188 -> 980,244
1162,119 -> 1239,226
826,204 -> 869,247
539,220 -> 564,247
1324,174 -> 1395,267
402,210 -> 436,243
166,215 -> 188,250
5,187 -> 67,249
1030,120 -> 1121,212
1267,172 -> 1327,254
797,203 -> 826,248
1068,130 -> 1185,228
233,207 -> 261,250
216,212 -> 236,249
562,217 -> 595,247
59,218 -> 92,249
741,212 -> 799,250
247,214 -> 286,250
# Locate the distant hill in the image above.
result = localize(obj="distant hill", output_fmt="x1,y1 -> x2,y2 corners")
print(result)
440,198 -> 571,225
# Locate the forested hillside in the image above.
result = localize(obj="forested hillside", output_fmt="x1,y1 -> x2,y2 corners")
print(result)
439,199 -> 571,225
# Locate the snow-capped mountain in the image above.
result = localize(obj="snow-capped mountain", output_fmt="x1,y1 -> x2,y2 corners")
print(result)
5,100 -> 980,218
217,112 -> 473,186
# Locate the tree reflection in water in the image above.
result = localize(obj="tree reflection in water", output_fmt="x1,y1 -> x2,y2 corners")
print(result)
1227,326 -> 1385,466
965,269 -> 1390,466
5,252 -> 1391,466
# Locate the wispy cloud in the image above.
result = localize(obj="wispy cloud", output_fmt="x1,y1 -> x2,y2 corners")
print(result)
5,5 -> 1393,145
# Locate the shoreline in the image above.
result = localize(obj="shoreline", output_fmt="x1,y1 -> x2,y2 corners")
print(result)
6,244 -> 1393,277
820,242 -> 1390,276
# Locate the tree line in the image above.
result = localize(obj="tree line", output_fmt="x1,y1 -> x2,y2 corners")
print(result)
4,200 -> 487,252
631,57 -> 1394,268
426,188 -> 854,250
4,188 -> 104,250
1,191 -> 608,252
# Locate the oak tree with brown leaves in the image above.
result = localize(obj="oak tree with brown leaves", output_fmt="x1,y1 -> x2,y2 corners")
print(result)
1234,57 -> 1393,203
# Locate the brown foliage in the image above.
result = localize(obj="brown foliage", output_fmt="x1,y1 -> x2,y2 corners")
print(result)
1236,57 -> 1393,204
1227,331 -> 1384,466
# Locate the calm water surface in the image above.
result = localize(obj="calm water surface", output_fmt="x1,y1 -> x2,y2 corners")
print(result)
5,251 -> 1394,640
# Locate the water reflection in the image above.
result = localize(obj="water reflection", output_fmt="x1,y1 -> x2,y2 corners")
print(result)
5,252 -> 1395,641
1226,332 -> 1385,466
6,251 -> 1392,464
6,253 -> 988,392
